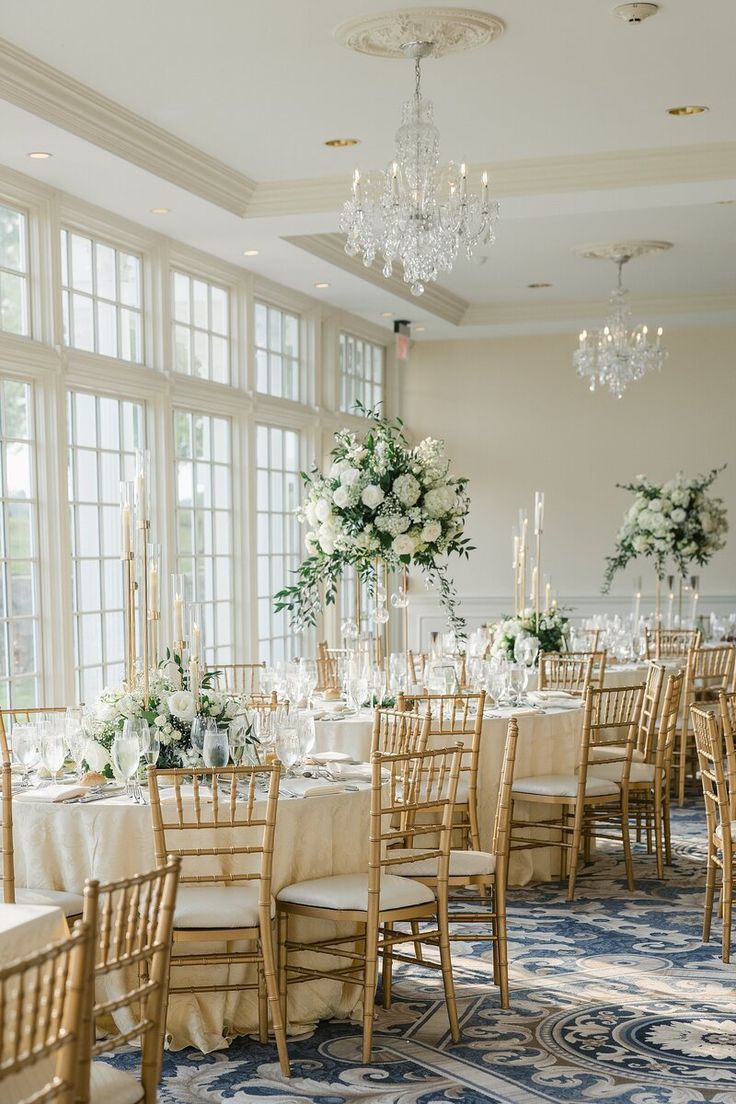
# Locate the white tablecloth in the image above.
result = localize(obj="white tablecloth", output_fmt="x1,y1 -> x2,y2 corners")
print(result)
12,780 -> 374,1053
315,704 -> 584,884
0,903 -> 68,1104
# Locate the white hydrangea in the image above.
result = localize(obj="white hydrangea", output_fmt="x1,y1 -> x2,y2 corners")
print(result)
361,484 -> 385,509
393,473 -> 421,507
423,485 -> 456,518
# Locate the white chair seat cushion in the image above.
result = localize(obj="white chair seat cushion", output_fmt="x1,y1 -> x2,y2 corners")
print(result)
90,1062 -> 143,1104
715,821 -> 735,843
591,744 -> 646,763
590,761 -> 657,784
511,773 -> 619,799
389,848 -> 496,878
173,884 -> 273,929
277,872 -> 435,912
15,887 -> 85,917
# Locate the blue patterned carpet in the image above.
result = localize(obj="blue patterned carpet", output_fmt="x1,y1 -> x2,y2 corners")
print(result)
108,801 -> 736,1103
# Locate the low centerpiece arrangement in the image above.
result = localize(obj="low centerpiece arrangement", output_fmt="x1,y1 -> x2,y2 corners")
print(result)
82,656 -> 241,772
491,608 -> 570,665
602,467 -> 728,592
275,404 -> 473,639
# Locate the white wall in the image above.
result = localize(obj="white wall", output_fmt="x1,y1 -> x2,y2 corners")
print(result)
400,325 -> 736,642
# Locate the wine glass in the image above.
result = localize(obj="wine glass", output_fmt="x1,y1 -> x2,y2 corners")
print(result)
144,729 -> 160,769
274,720 -> 300,778
112,732 -> 141,798
191,715 -> 207,759
514,634 -> 539,670
64,708 -> 84,781
297,711 -> 316,763
348,672 -> 369,713
389,652 -> 407,695
299,659 -> 318,709
507,663 -> 528,706
12,723 -> 39,788
39,723 -> 66,785
203,722 -> 229,769
371,664 -> 387,707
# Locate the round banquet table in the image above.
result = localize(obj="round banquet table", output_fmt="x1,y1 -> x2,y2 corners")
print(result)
315,703 -> 584,886
12,779 -> 374,1053
0,903 -> 69,1102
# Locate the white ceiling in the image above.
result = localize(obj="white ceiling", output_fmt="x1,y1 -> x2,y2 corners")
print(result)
0,0 -> 734,339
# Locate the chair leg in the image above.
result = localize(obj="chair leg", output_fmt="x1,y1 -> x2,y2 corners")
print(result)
494,870 -> 510,1010
677,725 -> 688,808
645,802 -> 654,855
703,853 -> 716,944
653,787 -> 664,881
663,785 -> 673,866
435,900 -> 461,1043
382,922 -> 394,1010
410,919 -> 424,963
621,791 -> 635,893
277,911 -> 288,1027
567,802 -> 584,902
362,921 -> 379,1064
262,919 -> 290,1077
722,856 -> 733,965
257,961 -> 268,1045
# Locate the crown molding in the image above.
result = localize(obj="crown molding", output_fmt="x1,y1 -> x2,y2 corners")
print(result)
283,233 -> 469,324
461,289 -> 736,327
0,36 -> 256,216
249,142 -> 736,218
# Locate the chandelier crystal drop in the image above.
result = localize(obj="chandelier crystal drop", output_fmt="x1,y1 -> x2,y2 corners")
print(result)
573,256 -> 667,398
339,42 -> 499,296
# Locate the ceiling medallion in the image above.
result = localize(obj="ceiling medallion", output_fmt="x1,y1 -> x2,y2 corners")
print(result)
334,8 -> 504,59
573,241 -> 672,399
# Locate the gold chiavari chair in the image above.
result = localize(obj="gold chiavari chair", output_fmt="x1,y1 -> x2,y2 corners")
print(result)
0,921 -> 91,1104
677,643 -> 735,806
719,690 -> 736,822
398,691 -> 486,852
316,642 -> 341,693
76,859 -> 180,1103
510,684 -> 644,900
389,719 -> 519,1009
692,705 -> 735,962
147,763 -> 290,1075
538,653 -> 595,695
371,707 -> 430,757
277,745 -> 463,1063
407,650 -> 429,686
205,662 -> 266,696
644,627 -> 701,661
0,710 -> 85,918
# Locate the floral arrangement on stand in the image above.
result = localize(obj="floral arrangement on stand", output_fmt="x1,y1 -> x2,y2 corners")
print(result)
274,404 -> 473,639
82,654 -> 241,774
491,608 -> 570,664
602,467 -> 728,592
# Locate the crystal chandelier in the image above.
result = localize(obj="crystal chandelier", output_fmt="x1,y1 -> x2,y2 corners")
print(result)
339,41 -> 499,296
573,251 -> 667,398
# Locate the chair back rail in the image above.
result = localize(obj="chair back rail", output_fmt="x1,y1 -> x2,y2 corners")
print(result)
654,669 -> 685,776
492,719 -> 519,859
205,663 -> 265,695
645,627 -> 702,660
580,683 -> 645,783
538,653 -> 595,694
637,663 -> 666,759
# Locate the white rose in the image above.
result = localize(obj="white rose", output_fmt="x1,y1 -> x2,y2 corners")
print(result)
421,521 -> 442,543
168,690 -> 196,722
318,523 -> 335,555
392,533 -> 416,557
117,694 -> 138,719
632,535 -> 648,553
329,460 -> 349,479
304,500 -> 318,527
333,485 -> 351,509
361,484 -> 385,509
94,700 -> 118,723
670,508 -> 686,524
305,531 -> 319,554
154,715 -> 166,727
648,498 -> 662,513
340,467 -> 361,486
163,659 -> 182,690
315,498 -> 332,523
83,739 -> 109,773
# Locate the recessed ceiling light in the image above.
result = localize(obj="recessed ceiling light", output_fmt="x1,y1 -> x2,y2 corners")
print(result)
381,311 -> 394,318
667,105 -> 709,116
324,138 -> 360,148
150,207 -> 170,214
414,326 -> 425,332
528,282 -> 552,289
715,199 -> 736,205
243,249 -> 259,256
314,282 -> 330,289
27,151 -> 51,160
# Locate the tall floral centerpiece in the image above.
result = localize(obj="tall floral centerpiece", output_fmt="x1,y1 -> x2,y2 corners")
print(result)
275,405 -> 473,639
602,467 -> 728,592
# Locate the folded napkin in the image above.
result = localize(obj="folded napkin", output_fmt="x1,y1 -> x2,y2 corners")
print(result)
530,689 -> 574,700
323,762 -> 372,782
15,784 -> 88,803
301,782 -> 345,798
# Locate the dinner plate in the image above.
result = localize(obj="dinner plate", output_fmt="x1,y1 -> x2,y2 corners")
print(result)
310,750 -> 354,763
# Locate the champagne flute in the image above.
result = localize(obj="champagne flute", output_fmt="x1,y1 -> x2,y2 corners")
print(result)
191,715 -> 207,760
112,732 -> 141,799
145,729 -> 160,769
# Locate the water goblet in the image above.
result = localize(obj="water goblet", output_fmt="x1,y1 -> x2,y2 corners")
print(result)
145,729 -> 160,769
191,715 -> 207,759
12,723 -> 39,788
299,659 -> 318,709
64,708 -> 84,781
297,711 -> 316,764
39,723 -> 66,785
274,721 -> 300,778
203,723 -> 229,769
507,663 -> 528,706
112,732 -> 141,799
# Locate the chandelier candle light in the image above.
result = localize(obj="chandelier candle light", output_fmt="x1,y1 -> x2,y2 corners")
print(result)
573,241 -> 671,398
340,40 -> 498,296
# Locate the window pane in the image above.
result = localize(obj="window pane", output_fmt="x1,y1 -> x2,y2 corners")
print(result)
0,205 -> 25,272
255,301 -> 303,401
61,230 -> 143,361
71,234 -> 93,293
339,331 -> 385,413
0,380 -> 40,708
0,272 -> 28,335
68,391 -> 144,699
96,243 -> 116,300
96,300 -> 118,358
171,271 -> 229,383
174,409 -> 233,664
